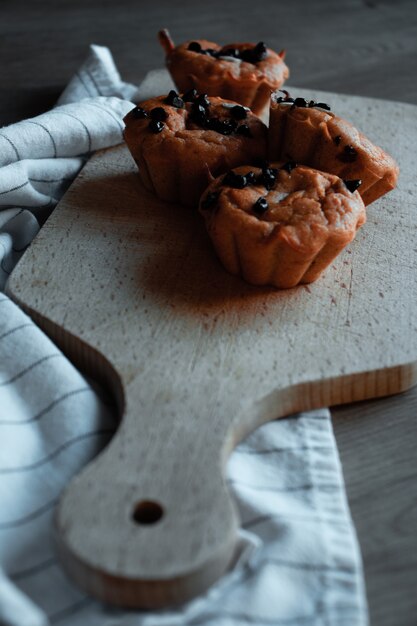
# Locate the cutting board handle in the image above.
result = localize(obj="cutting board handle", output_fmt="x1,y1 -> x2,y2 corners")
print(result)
54,400 -> 240,609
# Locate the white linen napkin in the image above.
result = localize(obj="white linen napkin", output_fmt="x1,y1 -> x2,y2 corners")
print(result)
0,45 -> 368,626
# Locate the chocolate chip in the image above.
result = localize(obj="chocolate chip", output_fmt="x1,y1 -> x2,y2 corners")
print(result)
132,106 -> 148,119
204,48 -> 216,56
315,102 -> 331,111
245,171 -> 256,185
258,167 -> 278,190
205,117 -> 220,131
281,161 -> 297,173
236,124 -> 252,137
221,47 -> 239,58
188,41 -> 201,52
230,105 -> 247,120
148,120 -> 164,133
334,135 -> 342,145
190,102 -> 208,125
240,42 -> 267,64
183,89 -> 198,102
201,191 -> 220,210
218,119 -> 237,135
196,93 -> 210,108
240,48 -> 254,63
253,158 -> 270,169
150,107 -> 168,121
253,41 -> 267,61
339,145 -> 358,163
164,90 -> 184,108
293,97 -> 308,108
223,171 -> 248,188
276,96 -> 295,104
343,179 -> 362,193
253,196 -> 269,215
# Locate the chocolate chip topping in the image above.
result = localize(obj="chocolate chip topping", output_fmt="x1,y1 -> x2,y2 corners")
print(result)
343,179 -> 362,193
230,105 -> 247,120
183,89 -> 198,102
150,107 -> 168,121
186,41 -> 269,65
334,135 -> 342,146
339,145 -> 358,163
223,171 -> 250,189
201,191 -> 220,210
253,196 -> 269,215
241,41 -> 268,63
258,167 -> 279,190
132,106 -> 148,119
164,90 -> 184,108
236,124 -> 252,137
188,41 -> 202,52
275,92 -> 331,112
281,161 -> 297,173
148,120 -> 165,133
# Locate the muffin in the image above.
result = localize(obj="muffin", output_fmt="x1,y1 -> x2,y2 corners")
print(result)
199,163 -> 366,288
158,29 -> 289,118
268,93 -> 399,205
123,91 -> 267,208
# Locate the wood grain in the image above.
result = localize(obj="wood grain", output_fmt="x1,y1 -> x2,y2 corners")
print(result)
6,83 -> 417,606
1,0 -> 417,622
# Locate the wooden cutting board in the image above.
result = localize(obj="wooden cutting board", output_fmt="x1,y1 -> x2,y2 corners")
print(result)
6,75 -> 417,609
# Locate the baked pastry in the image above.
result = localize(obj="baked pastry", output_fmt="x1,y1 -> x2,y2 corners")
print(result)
268,93 -> 399,205
123,91 -> 267,208
158,29 -> 289,118
199,163 -> 366,288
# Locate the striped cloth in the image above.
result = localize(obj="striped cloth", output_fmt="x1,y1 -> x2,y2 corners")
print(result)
0,45 -> 368,626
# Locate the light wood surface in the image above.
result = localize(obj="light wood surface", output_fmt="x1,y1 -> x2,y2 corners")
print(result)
1,0 -> 417,622
7,80 -> 417,606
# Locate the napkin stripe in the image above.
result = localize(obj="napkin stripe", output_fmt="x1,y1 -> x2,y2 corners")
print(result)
187,609 -> 360,625
0,242 -> 11,274
0,498 -> 56,529
49,110 -> 93,153
0,322 -> 34,342
0,133 -> 21,160
76,71 -> 94,97
26,122 -> 58,157
228,479 -> 340,492
11,557 -> 57,581
29,177 -> 74,184
0,353 -> 62,387
49,597 -> 92,624
0,181 -> 29,196
85,69 -> 103,96
236,445 -> 334,455
0,429 -> 114,473
0,386 -> 92,424
260,557 -> 355,574
242,512 -> 350,529
85,101 -> 124,131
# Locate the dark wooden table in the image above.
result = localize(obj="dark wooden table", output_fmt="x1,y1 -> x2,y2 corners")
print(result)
1,1 -> 416,624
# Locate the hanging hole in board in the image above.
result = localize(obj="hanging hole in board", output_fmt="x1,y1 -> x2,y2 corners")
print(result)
132,500 -> 164,525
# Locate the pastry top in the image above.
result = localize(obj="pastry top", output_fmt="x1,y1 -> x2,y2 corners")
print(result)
269,94 -> 399,203
200,163 -> 366,249
160,32 -> 289,88
123,92 -> 267,162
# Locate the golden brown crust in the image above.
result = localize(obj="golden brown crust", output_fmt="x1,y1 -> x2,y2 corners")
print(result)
162,39 -> 289,117
267,98 -> 399,205
199,163 -> 366,288
123,95 -> 267,208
